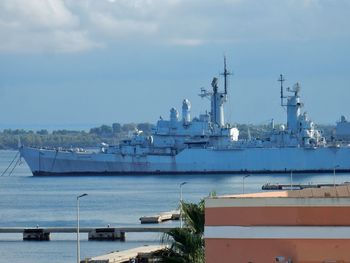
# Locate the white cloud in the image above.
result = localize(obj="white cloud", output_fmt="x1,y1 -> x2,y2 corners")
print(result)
0,0 -> 349,53
0,0 -> 99,53
88,12 -> 158,38
10,0 -> 77,28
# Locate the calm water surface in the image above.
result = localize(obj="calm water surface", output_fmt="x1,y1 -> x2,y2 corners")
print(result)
0,150 -> 349,263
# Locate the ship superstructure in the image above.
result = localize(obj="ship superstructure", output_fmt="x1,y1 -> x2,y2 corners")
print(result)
88,58 -> 239,157
20,60 -> 350,175
336,115 -> 350,142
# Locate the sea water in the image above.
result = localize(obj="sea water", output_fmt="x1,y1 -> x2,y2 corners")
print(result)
0,150 -> 349,263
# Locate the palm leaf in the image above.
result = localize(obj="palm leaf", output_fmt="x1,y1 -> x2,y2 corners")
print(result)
182,201 -> 205,235
160,200 -> 205,263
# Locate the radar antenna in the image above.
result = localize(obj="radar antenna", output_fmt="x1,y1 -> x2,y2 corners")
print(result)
220,56 -> 232,95
278,74 -> 286,106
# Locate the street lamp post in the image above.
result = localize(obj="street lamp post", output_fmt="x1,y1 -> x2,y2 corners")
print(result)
334,165 -> 340,188
77,193 -> 88,263
242,175 -> 250,194
179,182 -> 187,228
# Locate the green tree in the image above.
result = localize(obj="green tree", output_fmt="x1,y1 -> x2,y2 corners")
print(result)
37,129 -> 49,135
160,200 -> 205,263
122,123 -> 137,132
112,123 -> 122,134
100,125 -> 112,134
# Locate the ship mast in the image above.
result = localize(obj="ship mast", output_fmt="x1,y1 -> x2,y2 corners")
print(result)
278,74 -> 286,107
220,56 -> 232,95
200,57 -> 231,127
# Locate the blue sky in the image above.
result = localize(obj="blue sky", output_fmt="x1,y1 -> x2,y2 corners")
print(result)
0,0 -> 349,130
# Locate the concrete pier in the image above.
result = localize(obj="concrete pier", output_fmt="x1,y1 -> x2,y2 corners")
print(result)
82,245 -> 167,263
0,227 -> 173,241
140,210 -> 180,224
88,228 -> 125,241
23,229 -> 50,241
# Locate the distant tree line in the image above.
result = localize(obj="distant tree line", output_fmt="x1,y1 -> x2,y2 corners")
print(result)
0,123 -> 155,149
0,123 -> 335,150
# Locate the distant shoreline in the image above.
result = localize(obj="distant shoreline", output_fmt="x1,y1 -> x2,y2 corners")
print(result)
0,123 -> 335,150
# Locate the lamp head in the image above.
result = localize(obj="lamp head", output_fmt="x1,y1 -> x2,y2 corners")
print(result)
77,193 -> 88,199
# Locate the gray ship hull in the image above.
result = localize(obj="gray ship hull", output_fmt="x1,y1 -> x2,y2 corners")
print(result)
20,146 -> 350,176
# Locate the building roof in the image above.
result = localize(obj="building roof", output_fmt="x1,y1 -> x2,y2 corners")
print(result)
206,186 -> 350,208
216,185 -> 350,199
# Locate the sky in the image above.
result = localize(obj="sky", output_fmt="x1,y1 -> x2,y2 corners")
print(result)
0,0 -> 349,130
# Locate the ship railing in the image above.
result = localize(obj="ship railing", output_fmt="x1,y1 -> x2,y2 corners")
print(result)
29,145 -> 87,153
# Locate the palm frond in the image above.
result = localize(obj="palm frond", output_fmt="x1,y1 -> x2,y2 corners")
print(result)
182,201 -> 205,235
160,200 -> 205,263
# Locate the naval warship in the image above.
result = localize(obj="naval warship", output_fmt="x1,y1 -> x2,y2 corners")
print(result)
20,59 -> 350,175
